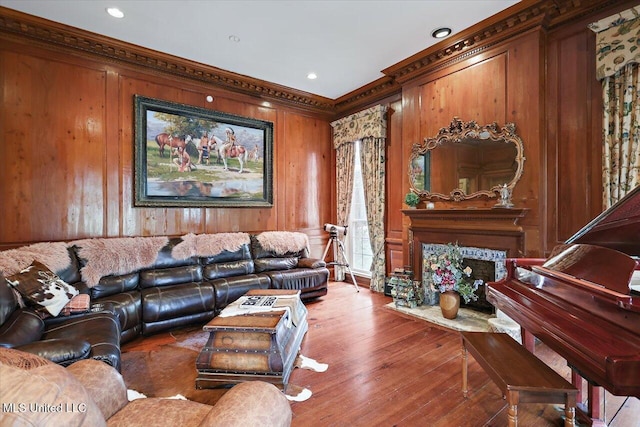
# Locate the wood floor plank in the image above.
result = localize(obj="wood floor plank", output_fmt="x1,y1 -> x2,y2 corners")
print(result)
122,281 -> 639,426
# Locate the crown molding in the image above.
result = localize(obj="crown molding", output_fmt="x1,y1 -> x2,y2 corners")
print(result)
0,7 -> 335,115
0,1 -> 631,117
334,76 -> 401,115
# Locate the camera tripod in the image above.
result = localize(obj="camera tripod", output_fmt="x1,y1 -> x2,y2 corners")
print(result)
321,228 -> 359,292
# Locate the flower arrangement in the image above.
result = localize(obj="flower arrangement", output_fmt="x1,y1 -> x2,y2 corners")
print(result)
425,243 -> 483,304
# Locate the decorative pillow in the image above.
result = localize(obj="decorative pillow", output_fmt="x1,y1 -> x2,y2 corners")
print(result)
5,261 -> 78,317
60,294 -> 90,316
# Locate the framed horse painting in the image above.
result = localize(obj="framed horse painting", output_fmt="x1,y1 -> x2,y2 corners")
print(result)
134,95 -> 273,207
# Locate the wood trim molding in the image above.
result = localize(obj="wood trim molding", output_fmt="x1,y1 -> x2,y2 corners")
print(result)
0,0 -> 628,115
0,7 -> 335,114
380,0 -> 622,86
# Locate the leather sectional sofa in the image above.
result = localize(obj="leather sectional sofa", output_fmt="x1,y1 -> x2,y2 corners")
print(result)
0,231 -> 329,372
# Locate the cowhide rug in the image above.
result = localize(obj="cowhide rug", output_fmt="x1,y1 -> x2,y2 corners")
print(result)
121,326 -> 327,404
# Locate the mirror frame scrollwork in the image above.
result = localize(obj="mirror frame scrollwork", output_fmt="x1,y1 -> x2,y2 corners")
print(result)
409,117 -> 526,201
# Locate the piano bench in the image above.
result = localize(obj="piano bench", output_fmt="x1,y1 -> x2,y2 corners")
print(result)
461,332 -> 578,427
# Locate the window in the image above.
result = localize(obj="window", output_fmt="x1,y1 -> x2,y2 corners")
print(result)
346,141 -> 373,277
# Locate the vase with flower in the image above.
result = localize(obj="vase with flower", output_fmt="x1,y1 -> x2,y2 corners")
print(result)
424,243 -> 483,319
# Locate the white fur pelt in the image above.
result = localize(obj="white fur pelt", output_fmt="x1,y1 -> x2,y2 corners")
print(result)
171,233 -> 250,259
70,236 -> 169,287
256,231 -> 309,255
0,242 -> 71,276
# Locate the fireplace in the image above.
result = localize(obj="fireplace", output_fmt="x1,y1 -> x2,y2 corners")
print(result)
403,208 -> 528,311
422,244 -> 507,312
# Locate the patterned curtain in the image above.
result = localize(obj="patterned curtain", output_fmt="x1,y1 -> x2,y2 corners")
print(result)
360,136 -> 386,292
334,143 -> 355,281
602,64 -> 640,207
590,7 -> 640,208
330,105 -> 388,288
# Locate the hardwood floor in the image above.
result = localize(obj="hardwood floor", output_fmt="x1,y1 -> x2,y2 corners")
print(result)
122,282 -> 639,426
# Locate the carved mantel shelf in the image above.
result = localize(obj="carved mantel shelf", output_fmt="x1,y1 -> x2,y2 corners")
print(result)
402,208 -> 528,231
403,208 -> 529,281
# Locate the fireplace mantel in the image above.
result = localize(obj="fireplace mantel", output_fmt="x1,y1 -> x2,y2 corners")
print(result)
403,208 -> 528,281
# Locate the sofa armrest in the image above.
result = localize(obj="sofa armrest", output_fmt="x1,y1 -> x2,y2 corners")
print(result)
198,381 -> 292,427
66,358 -> 129,420
297,258 -> 326,269
0,308 -> 44,347
17,338 -> 91,366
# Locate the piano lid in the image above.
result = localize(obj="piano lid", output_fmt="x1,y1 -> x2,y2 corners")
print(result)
566,185 -> 640,257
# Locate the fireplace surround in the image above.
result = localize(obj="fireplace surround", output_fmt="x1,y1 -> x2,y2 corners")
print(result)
403,208 -> 528,287
422,243 -> 507,312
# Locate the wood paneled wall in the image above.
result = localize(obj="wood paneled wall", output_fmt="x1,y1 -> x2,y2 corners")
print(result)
1,1 -> 634,278
398,30 -> 544,258
0,38 -> 334,258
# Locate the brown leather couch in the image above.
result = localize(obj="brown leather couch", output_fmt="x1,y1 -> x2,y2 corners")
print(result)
0,348 -> 292,427
0,231 -> 328,371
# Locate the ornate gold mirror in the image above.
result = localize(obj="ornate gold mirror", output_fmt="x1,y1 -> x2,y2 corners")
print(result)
409,117 -> 525,201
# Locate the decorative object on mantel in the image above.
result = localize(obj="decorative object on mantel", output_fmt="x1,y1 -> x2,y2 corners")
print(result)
424,243 -> 483,319
404,192 -> 420,209
494,183 -> 514,208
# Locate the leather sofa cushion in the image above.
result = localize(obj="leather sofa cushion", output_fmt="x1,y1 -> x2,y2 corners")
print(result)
203,259 -> 254,280
0,309 -> 45,348
141,283 -> 215,323
18,338 -> 91,366
139,265 -> 203,289
200,244 -> 251,264
254,257 -> 298,273
43,311 -> 121,371
90,272 -> 139,299
298,258 -> 327,269
263,267 -> 329,294
0,278 -> 18,325
210,274 -> 270,310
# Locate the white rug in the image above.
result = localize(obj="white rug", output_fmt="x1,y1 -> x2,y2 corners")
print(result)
385,302 -> 492,332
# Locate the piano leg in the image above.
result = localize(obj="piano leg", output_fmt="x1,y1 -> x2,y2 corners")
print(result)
572,370 -> 607,426
461,340 -> 469,398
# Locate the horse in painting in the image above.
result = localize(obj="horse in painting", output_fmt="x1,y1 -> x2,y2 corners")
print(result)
210,135 -> 248,173
155,133 -> 190,157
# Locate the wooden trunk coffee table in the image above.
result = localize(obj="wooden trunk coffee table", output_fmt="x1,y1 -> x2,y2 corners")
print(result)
195,289 -> 308,391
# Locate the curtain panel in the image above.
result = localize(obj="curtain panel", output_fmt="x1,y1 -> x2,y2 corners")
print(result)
591,7 -> 640,208
334,143 -> 355,281
331,105 -> 388,149
590,6 -> 640,81
330,105 -> 388,289
360,137 -> 386,292
602,63 -> 640,207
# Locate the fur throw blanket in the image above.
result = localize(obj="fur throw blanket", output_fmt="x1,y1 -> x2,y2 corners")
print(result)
172,233 -> 250,259
70,237 -> 169,287
256,231 -> 309,255
0,242 -> 71,276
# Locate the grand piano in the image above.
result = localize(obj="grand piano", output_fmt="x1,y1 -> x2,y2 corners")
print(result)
487,185 -> 640,425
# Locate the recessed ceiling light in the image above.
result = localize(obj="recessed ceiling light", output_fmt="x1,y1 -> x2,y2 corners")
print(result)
431,27 -> 452,39
228,35 -> 240,42
307,73 -> 317,80
106,7 -> 124,19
